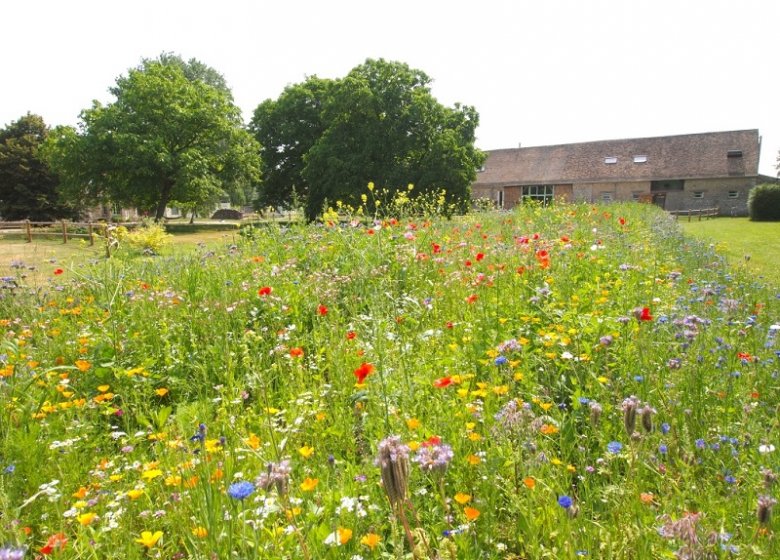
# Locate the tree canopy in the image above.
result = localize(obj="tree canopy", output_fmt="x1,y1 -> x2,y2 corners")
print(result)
250,59 -> 485,220
44,55 -> 261,221
0,113 -> 77,221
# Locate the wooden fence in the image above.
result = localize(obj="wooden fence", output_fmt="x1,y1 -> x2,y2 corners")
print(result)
668,208 -> 719,221
0,220 -> 138,245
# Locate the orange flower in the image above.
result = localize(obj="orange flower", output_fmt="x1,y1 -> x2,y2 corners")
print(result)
74,360 -> 91,372
40,532 -> 68,555
640,492 -> 655,505
464,506 -> 480,521
300,477 -> 319,492
337,527 -> 353,545
361,532 -> 381,550
523,476 -> 536,489
540,423 -> 559,435
289,347 -> 304,358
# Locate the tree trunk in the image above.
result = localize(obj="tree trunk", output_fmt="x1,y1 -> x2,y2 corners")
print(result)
154,179 -> 174,222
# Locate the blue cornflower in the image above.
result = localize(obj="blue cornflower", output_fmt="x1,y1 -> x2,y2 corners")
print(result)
661,422 -> 671,435
558,495 -> 573,509
607,441 -> 623,454
3,464 -> 15,474
228,480 -> 255,500
658,444 -> 668,455
724,474 -> 736,484
494,355 -> 508,366
695,438 -> 706,449
633,375 -> 644,382
578,397 -> 590,405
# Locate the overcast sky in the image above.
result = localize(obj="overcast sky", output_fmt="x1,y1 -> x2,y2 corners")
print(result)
3,0 -> 778,175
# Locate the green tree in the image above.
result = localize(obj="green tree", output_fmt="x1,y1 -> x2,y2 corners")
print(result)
249,76 -> 334,210
0,113 -> 78,221
44,55 -> 261,221
252,59 -> 485,220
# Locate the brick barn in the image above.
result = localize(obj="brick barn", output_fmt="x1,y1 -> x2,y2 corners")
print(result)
472,129 -> 765,216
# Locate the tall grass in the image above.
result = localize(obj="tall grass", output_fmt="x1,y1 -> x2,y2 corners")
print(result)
1,202 -> 778,558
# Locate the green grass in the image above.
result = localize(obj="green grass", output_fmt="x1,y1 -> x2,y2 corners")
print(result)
680,217 -> 780,285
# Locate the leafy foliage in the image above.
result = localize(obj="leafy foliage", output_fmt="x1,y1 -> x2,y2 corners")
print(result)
43,54 -> 261,221
0,113 -> 77,221
251,59 -> 485,221
748,183 -> 780,221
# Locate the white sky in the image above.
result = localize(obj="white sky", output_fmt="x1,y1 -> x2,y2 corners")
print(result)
3,0 -> 778,175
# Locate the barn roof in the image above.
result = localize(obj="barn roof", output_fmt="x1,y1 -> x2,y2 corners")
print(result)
474,129 -> 760,187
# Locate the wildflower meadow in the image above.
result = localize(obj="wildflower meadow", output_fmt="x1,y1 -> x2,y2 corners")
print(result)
1,200 -> 779,559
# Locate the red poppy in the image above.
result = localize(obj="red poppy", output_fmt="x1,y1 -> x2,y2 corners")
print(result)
422,435 -> 442,447
346,331 -> 357,340
475,252 -> 485,261
433,376 -> 453,388
432,243 -> 442,254
465,294 -> 478,304
317,304 -> 328,316
40,532 -> 68,555
619,217 -> 626,226
53,268 -> 64,275
635,307 -> 653,321
258,286 -> 272,296
289,347 -> 304,358
353,362 -> 375,383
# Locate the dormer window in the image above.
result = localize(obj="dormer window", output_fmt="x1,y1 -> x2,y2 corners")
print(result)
604,156 -> 617,164
727,150 -> 743,158
633,155 -> 647,163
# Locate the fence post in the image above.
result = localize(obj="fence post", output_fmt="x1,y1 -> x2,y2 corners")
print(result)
88,223 -> 94,246
62,220 -> 68,243
25,220 -> 32,243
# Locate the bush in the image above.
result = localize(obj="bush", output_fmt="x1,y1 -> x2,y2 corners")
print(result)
164,222 -> 240,233
122,222 -> 172,254
748,183 -> 780,221
211,208 -> 243,220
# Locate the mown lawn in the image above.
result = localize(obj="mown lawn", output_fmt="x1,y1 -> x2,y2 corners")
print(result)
679,217 -> 780,285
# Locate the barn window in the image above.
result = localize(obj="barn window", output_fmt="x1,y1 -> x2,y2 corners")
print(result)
521,185 -> 555,206
633,155 -> 647,163
604,156 -> 617,164
692,191 -> 704,199
601,192 -> 614,202
728,191 -> 739,198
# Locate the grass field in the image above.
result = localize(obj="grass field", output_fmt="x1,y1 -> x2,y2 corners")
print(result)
0,230 -> 242,282
679,217 -> 780,285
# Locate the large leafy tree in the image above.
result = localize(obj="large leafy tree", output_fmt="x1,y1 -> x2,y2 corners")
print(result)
0,113 -> 77,221
251,59 -> 485,220
249,76 -> 333,210
44,55 -> 261,221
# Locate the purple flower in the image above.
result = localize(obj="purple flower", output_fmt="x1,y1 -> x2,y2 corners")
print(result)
414,442 -> 454,472
0,547 -> 26,560
228,480 -> 255,500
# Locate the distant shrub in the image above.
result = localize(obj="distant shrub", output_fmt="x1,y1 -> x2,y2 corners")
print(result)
122,222 -> 172,254
748,184 -> 780,221
164,223 -> 240,233
211,208 -> 243,220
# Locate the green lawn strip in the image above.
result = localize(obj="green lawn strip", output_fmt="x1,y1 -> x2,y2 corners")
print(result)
679,217 -> 780,285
